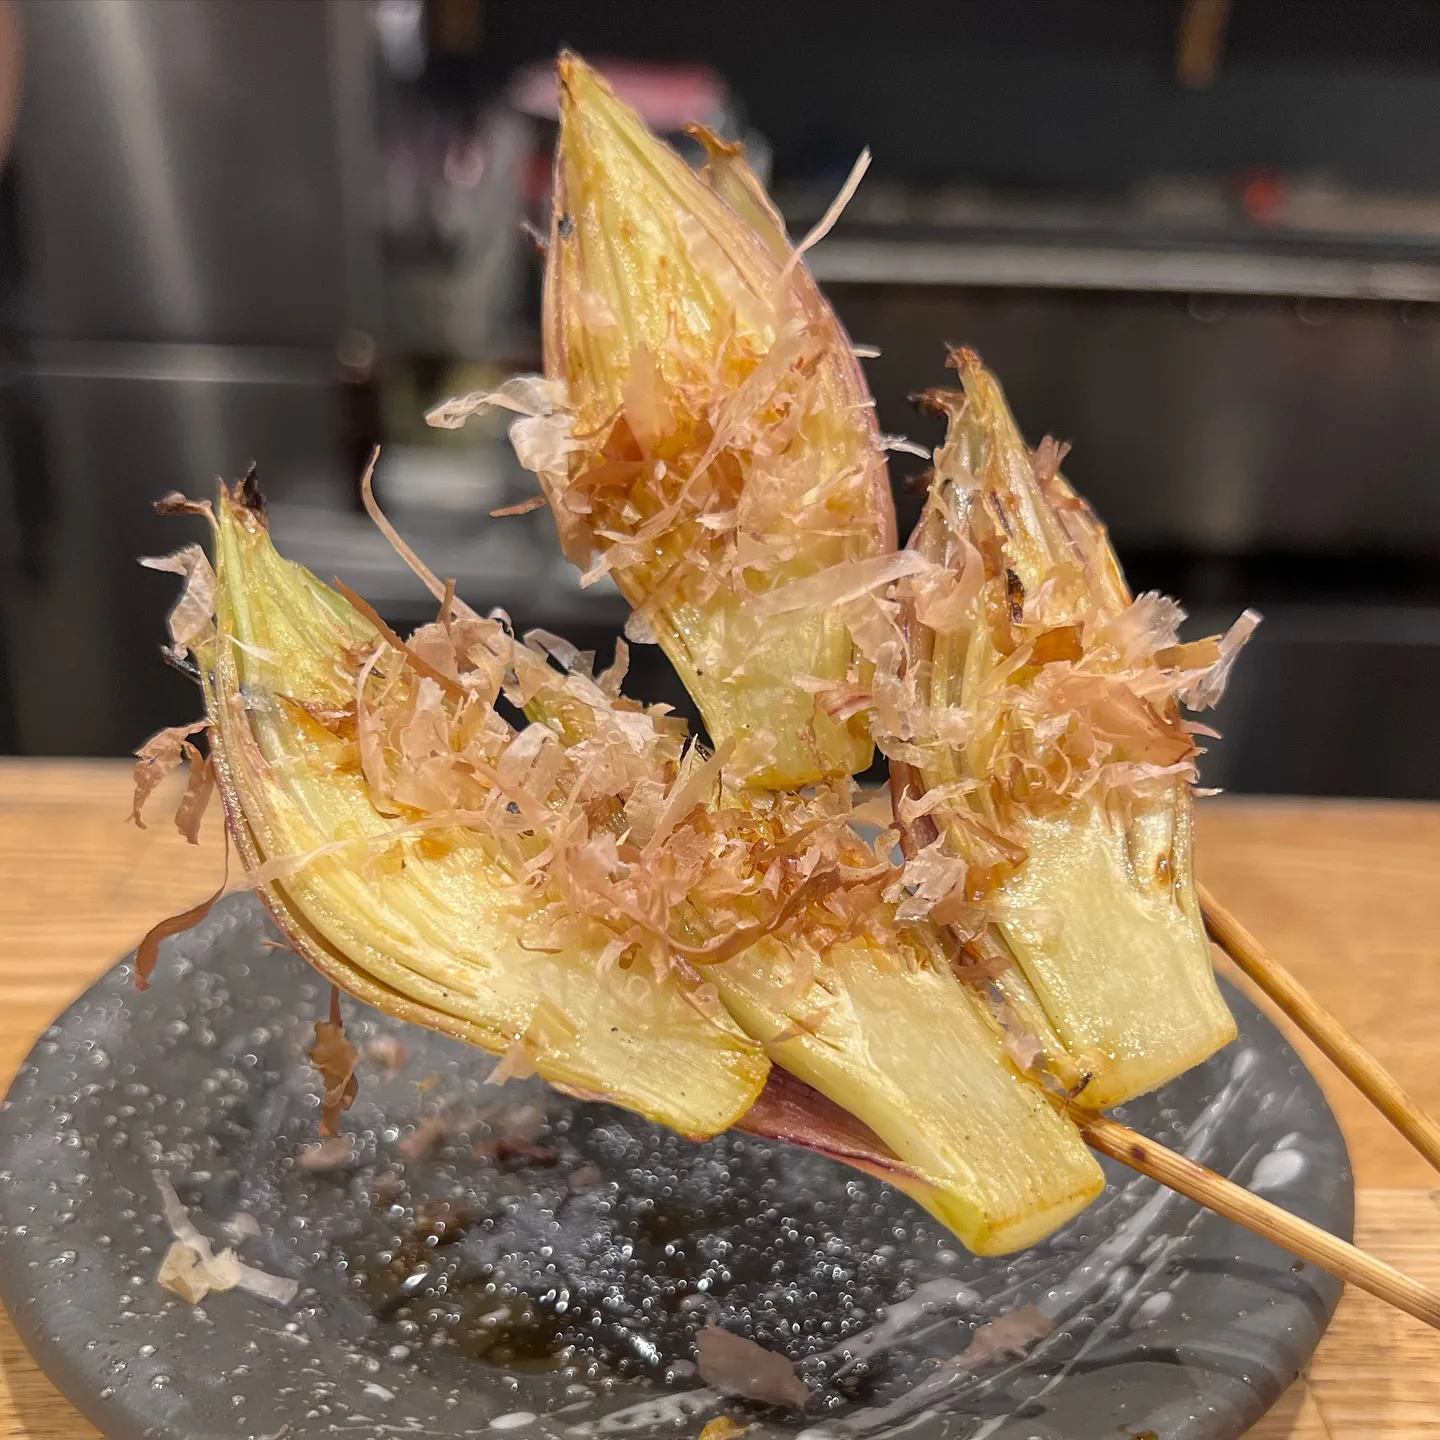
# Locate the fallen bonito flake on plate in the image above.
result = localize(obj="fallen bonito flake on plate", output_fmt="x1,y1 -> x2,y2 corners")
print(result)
153,1172 -> 298,1307
695,1322 -> 810,1409
956,1304 -> 1053,1369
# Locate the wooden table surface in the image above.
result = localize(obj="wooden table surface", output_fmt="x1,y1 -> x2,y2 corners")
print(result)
1,760 -> 1437,1439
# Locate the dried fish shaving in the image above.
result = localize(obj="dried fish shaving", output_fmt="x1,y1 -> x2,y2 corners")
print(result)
154,1172 -> 297,1306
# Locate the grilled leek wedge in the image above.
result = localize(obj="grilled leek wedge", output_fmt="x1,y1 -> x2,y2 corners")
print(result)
715,931 -> 1102,1254
432,54 -> 894,788
887,351 -> 1251,1106
202,483 -> 767,1138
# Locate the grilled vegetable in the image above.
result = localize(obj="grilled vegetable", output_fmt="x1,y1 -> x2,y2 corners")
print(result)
145,479 -> 1101,1253
133,53 -> 1269,1263
201,481 -> 768,1138
431,54 -> 895,788
881,350 -> 1255,1106
717,930 -> 1103,1254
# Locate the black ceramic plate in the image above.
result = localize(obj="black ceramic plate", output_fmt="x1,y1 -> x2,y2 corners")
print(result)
0,895 -> 1350,1440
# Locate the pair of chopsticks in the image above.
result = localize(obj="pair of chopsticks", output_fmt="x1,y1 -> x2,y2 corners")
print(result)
1080,883 -> 1440,1331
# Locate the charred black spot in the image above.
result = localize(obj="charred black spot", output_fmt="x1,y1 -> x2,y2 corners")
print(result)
1005,568 -> 1025,623
557,213 -> 574,239
237,463 -> 267,520
988,490 -> 1016,537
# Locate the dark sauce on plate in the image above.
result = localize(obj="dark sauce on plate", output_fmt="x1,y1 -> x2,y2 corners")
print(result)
326,1097 -> 943,1405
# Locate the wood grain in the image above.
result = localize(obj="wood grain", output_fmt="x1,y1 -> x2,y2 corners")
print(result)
0,765 -> 1437,1437
1199,798 -> 1440,1192
1201,880 -> 1440,1181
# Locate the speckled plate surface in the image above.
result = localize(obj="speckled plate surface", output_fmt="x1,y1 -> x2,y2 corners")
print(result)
0,895 -> 1350,1440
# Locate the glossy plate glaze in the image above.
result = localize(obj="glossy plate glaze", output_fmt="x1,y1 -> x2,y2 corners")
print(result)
0,895 -> 1350,1440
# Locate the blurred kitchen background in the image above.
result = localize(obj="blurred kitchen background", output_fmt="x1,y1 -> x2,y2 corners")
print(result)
2,0 -> 1440,797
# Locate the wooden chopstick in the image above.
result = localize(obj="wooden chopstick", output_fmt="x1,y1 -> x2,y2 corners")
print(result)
1088,884 -> 1440,1332
1077,1108 -> 1440,1331
888,781 -> 1438,1323
1199,881 -> 1440,1175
